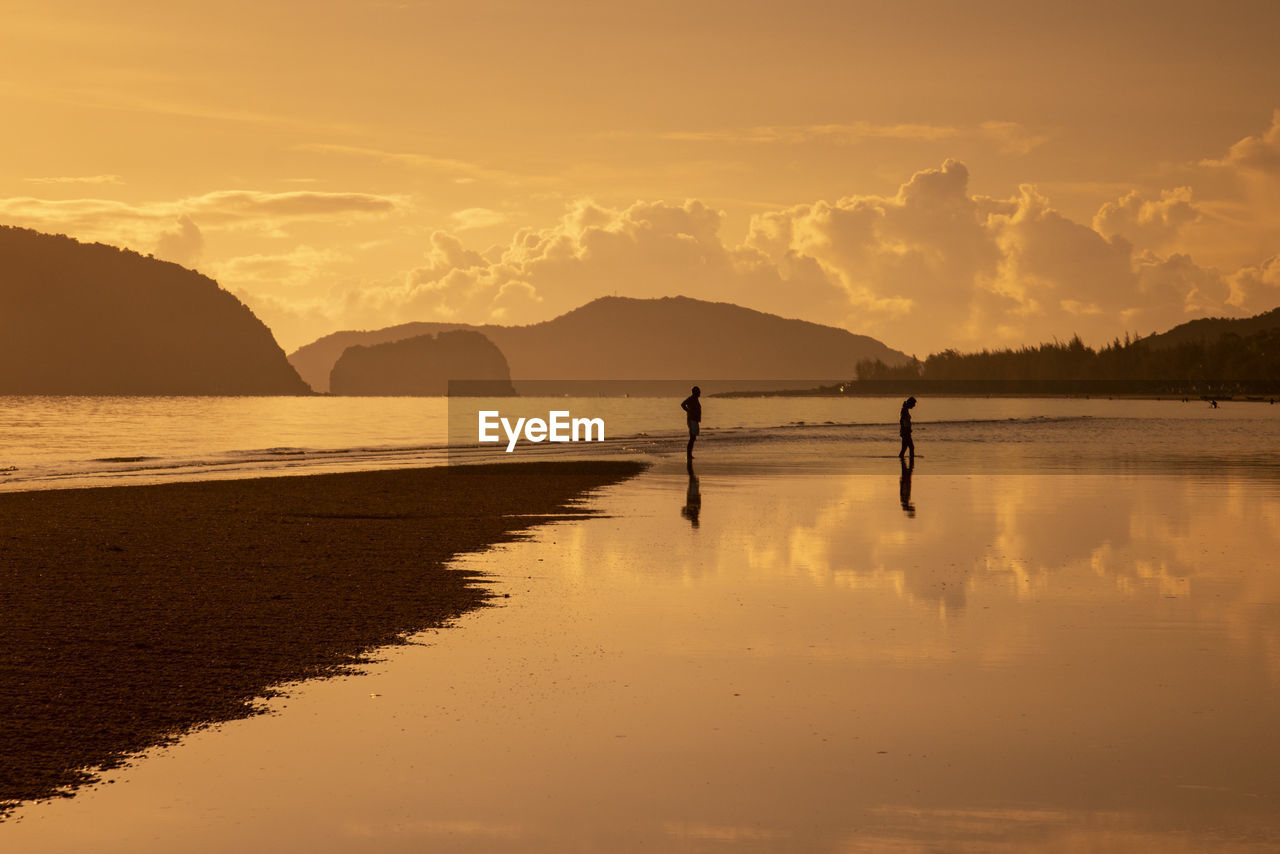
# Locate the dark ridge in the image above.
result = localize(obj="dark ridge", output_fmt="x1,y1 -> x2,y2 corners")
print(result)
0,225 -> 310,395
1141,306 -> 1280,349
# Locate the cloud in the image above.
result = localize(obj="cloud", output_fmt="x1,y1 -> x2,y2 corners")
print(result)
1123,111 -> 1280,270
14,120 -> 1276,356
0,197 -> 150,235
985,184 -> 1140,330
0,190 -> 404,226
1092,187 -> 1200,250
450,207 -> 509,230
12,155 -> 1253,357
213,245 -> 350,286
744,159 -> 1005,335
805,165 -> 1258,345
324,198 -> 799,331
25,174 -> 124,185
179,190 -> 405,225
312,158 -> 1259,354
0,189 -> 407,255
1226,255 -> 1280,309
1200,108 -> 1280,173
1132,252 -> 1234,326
153,215 -> 204,268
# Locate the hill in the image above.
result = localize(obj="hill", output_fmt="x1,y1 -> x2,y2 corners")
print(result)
849,306 -> 1280,395
0,226 -> 309,395
330,329 -> 515,396
1141,306 -> 1280,349
290,296 -> 909,392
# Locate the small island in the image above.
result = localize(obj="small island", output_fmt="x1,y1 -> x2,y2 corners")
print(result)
329,329 -> 517,396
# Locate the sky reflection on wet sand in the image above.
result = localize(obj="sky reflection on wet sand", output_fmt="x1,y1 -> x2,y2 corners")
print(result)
4,464 -> 1279,852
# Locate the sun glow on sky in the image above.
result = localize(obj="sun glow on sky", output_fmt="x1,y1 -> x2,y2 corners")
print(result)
2,0 -> 1279,353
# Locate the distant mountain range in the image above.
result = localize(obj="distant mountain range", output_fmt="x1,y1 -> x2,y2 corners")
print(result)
0,226 -> 309,395
23,214 -> 1271,401
289,296 -> 911,393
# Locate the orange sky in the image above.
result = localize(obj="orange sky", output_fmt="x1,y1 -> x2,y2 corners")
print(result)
3,0 -> 1279,354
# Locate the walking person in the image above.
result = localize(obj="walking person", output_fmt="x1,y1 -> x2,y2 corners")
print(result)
681,386 -> 702,461
898,396 -> 916,462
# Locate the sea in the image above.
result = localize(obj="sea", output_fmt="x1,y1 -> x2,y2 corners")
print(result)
1,394 -> 1278,491
5,393 -> 1280,850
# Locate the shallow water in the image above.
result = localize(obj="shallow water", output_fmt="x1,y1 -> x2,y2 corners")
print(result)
4,452 -> 1279,852
2,394 -> 1279,490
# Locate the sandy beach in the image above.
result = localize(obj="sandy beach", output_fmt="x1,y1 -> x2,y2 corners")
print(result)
0,461 -> 644,816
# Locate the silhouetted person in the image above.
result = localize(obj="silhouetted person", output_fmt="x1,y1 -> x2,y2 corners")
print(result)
681,460 -> 701,527
898,396 -> 916,461
899,457 -> 916,518
681,386 -> 702,460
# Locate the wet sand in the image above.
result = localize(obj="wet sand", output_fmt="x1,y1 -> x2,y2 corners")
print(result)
0,461 -> 644,816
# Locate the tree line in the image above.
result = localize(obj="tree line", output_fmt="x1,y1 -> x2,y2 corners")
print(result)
852,329 -> 1280,396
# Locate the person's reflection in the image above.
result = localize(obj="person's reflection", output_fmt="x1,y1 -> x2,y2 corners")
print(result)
681,461 -> 702,527
899,457 -> 916,518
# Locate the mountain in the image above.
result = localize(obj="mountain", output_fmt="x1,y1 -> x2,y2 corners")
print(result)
0,226 -> 310,395
290,296 -> 910,392
330,329 -> 515,396
1141,307 -> 1280,349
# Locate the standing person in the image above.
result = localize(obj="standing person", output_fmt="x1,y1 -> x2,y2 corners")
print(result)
898,396 -> 916,462
681,386 -> 702,460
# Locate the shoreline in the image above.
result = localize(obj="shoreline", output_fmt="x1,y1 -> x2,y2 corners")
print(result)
0,460 -> 645,818
714,389 -> 1277,402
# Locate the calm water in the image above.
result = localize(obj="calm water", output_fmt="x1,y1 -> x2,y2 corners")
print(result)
2,395 -> 1279,490
2,399 -> 1280,851
3,452 -> 1279,852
